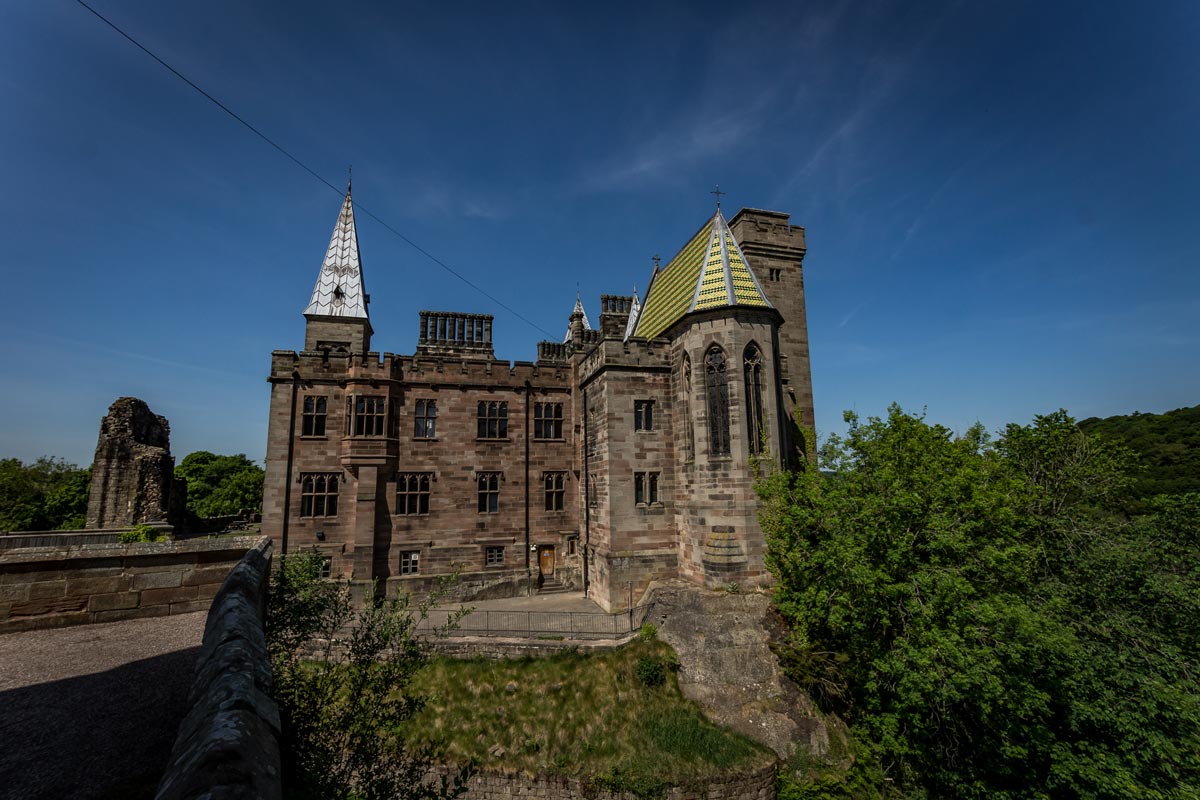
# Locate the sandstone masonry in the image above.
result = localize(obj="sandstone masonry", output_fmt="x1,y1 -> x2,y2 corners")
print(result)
263,189 -> 815,612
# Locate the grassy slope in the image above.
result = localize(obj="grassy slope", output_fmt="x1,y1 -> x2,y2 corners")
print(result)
406,637 -> 774,788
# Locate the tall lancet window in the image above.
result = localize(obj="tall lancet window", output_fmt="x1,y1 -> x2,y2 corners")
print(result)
744,344 -> 766,454
704,346 -> 731,455
682,353 -> 694,462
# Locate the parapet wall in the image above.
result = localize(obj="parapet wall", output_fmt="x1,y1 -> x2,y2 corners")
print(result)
155,536 -> 282,800
0,535 -> 260,634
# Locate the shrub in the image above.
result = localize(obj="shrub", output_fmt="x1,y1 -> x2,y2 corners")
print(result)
118,523 -> 163,543
639,623 -> 657,640
265,550 -> 470,800
635,655 -> 666,688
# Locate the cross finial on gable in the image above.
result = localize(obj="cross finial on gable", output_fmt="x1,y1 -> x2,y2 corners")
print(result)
652,254 -> 661,270
711,184 -> 726,210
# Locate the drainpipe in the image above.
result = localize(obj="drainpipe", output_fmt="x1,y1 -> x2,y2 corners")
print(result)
582,387 -> 591,597
524,380 -> 532,596
280,370 -> 300,555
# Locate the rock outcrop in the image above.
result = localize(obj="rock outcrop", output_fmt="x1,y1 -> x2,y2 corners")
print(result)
647,579 -> 841,761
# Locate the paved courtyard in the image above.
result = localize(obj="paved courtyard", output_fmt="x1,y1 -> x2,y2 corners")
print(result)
0,612 -> 206,800
421,590 -> 648,639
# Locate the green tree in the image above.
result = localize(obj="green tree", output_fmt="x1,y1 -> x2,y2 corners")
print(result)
0,457 -> 90,531
760,406 -> 1200,799
265,551 -> 469,800
174,451 -> 264,517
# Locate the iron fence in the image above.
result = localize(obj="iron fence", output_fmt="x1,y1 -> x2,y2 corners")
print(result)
417,602 -> 655,640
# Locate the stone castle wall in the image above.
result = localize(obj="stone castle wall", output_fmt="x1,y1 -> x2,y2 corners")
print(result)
0,535 -> 260,634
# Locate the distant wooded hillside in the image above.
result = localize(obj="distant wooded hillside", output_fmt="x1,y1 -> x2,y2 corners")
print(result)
1079,404 -> 1200,504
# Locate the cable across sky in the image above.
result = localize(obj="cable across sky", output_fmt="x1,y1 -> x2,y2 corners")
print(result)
73,0 -> 556,340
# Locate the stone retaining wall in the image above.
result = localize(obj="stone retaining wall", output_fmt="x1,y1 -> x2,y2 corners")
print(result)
0,535 -> 260,634
458,764 -> 775,799
155,536 -> 282,800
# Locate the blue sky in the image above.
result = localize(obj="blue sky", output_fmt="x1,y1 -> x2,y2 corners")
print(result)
1,0 -> 1197,467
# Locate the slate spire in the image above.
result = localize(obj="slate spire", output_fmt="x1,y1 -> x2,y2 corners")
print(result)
304,182 -> 370,320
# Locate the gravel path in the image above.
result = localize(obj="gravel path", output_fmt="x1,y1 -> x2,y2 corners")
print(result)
0,612 -> 206,800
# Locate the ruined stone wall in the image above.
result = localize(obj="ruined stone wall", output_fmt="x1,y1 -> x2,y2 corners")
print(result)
86,397 -> 177,529
0,535 -> 260,633
155,536 -> 281,800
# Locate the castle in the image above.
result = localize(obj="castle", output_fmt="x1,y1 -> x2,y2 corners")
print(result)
262,185 -> 814,611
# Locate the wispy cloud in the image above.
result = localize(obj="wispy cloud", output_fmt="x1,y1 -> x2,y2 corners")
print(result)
576,106 -> 764,193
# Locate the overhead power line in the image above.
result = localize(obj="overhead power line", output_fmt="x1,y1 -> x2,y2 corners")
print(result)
74,0 -> 555,340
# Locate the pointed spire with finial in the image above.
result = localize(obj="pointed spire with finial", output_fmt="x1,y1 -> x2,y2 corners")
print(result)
304,179 -> 369,320
564,290 -> 593,342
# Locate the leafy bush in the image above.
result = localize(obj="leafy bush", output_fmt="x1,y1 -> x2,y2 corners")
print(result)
639,623 -> 657,640
635,655 -> 666,688
760,405 -> 1200,798
265,550 -> 469,800
118,523 -> 163,543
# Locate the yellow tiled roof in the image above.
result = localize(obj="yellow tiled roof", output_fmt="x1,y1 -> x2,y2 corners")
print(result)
633,210 -> 771,339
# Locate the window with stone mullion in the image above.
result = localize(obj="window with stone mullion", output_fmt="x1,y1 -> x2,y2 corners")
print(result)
704,347 -> 731,455
414,399 -> 437,439
744,345 -> 765,454
477,401 -> 509,439
534,402 -> 563,440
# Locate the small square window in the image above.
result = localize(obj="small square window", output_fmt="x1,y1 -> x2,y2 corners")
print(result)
567,536 -> 578,556
400,550 -> 420,575
634,400 -> 654,431
485,545 -> 505,566
319,556 -> 332,579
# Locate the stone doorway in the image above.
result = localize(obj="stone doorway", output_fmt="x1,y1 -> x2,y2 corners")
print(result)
538,545 -> 556,580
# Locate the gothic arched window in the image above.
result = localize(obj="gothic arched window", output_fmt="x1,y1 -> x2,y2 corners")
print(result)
704,346 -> 730,455
682,352 -> 694,462
744,344 -> 765,454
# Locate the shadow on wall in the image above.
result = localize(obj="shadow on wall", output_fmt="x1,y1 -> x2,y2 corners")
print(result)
0,647 -> 200,800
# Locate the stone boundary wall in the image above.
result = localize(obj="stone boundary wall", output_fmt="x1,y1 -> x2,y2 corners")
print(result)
0,527 -> 163,551
427,631 -> 639,659
155,535 -> 281,800
0,535 -> 260,634
456,764 -> 775,800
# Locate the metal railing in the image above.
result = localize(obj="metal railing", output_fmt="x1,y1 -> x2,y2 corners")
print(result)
417,602 -> 655,640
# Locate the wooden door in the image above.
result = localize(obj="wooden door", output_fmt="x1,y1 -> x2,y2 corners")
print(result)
538,546 -> 555,578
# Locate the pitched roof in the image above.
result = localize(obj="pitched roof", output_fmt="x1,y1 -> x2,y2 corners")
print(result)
304,184 -> 370,320
633,209 -> 771,339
